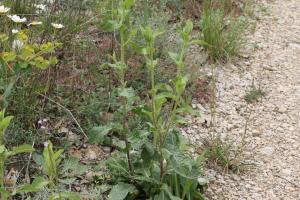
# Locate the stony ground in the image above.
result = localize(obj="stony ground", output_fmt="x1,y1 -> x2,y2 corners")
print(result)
185,0 -> 300,199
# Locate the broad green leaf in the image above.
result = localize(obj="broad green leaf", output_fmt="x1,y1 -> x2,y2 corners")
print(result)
0,116 -> 13,132
108,182 -> 136,200
141,142 -> 155,165
175,75 -> 189,95
102,20 -> 122,32
112,137 -> 126,149
106,156 -> 129,174
155,83 -> 173,93
169,152 -> 200,179
0,145 -> 6,154
1,52 -> 16,62
168,52 -> 180,65
128,129 -> 150,149
89,124 -> 114,144
17,177 -> 48,193
42,140 -> 56,175
183,20 -> 193,35
176,103 -> 200,117
62,157 -> 88,177
154,95 -> 167,113
17,31 -> 28,42
172,114 -> 187,124
11,144 -> 34,155
19,45 -> 35,60
40,42 -> 55,53
31,56 -> 50,69
118,87 -> 136,101
32,153 -> 44,166
17,61 -> 29,69
54,149 -> 64,161
49,56 -> 58,65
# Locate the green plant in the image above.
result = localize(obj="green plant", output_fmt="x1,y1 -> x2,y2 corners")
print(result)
99,0 -> 138,175
91,17 -> 207,199
37,140 -> 81,200
0,110 -> 48,199
201,0 -> 246,62
0,29 -> 60,109
244,86 -> 265,103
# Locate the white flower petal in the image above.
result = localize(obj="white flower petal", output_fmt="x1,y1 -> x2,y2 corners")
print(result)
28,21 -> 43,26
51,23 -> 64,29
34,4 -> 46,11
12,29 -> 19,34
0,5 -> 10,13
7,15 -> 27,23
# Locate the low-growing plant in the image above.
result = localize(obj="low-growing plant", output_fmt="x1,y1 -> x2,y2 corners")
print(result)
0,110 -> 48,199
33,140 -> 81,200
244,86 -> 265,103
91,4 -> 207,195
0,29 -> 60,109
200,0 -> 246,62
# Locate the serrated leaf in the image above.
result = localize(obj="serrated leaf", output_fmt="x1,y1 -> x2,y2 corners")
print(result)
108,182 -> 136,200
118,87 -> 136,103
89,125 -> 113,144
17,177 -> 48,193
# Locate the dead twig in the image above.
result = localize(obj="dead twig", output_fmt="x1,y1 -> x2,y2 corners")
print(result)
37,92 -> 88,139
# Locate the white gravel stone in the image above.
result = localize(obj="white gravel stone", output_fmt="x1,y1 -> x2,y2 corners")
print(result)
184,0 -> 300,199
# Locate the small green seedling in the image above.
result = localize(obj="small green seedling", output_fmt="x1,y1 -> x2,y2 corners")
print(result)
244,86 -> 265,103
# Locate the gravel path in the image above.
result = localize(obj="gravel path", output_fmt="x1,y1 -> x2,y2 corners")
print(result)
186,0 -> 300,199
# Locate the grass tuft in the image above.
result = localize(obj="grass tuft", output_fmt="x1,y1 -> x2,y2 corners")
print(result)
201,0 -> 246,62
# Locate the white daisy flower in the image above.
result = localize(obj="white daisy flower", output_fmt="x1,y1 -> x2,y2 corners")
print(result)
7,15 -> 27,23
28,21 -> 43,26
12,29 -> 19,34
34,4 -> 46,11
51,23 -> 64,29
0,5 -> 10,13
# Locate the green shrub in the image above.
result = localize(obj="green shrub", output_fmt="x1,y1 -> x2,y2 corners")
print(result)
89,1 -> 207,198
